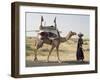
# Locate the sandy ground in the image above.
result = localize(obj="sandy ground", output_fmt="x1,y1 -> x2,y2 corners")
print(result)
26,37 -> 90,67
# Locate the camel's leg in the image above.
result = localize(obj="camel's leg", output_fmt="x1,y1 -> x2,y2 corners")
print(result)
34,40 -> 43,61
53,39 -> 61,63
34,48 -> 38,61
47,46 -> 55,62
56,46 -> 61,63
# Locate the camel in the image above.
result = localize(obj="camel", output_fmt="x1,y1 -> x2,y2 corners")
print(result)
34,31 -> 76,63
33,16 -> 76,63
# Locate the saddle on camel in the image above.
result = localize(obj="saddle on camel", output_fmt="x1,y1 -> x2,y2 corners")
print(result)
38,16 -> 60,40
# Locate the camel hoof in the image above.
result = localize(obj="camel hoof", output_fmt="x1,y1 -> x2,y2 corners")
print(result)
46,60 -> 49,63
58,60 -> 62,63
34,58 -> 38,62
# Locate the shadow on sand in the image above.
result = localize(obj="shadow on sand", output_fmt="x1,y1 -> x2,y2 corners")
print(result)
26,60 -> 89,67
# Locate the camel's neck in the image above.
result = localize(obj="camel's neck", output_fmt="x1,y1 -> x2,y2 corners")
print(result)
60,37 -> 66,43
65,33 -> 72,41
60,33 -> 72,43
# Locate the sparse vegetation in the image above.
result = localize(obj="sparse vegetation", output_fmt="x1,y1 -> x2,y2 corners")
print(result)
26,37 -> 90,62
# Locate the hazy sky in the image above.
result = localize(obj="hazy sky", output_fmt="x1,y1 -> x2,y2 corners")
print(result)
26,12 -> 90,38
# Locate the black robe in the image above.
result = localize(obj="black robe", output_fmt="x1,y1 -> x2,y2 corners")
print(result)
76,38 -> 84,61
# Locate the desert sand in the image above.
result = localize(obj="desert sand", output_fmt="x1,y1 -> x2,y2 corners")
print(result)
26,37 -> 89,67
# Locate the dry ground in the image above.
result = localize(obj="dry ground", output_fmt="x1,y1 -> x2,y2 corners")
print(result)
26,37 -> 89,67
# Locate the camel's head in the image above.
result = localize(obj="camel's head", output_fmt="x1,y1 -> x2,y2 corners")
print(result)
66,31 -> 76,40
65,31 -> 77,40
69,31 -> 77,36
